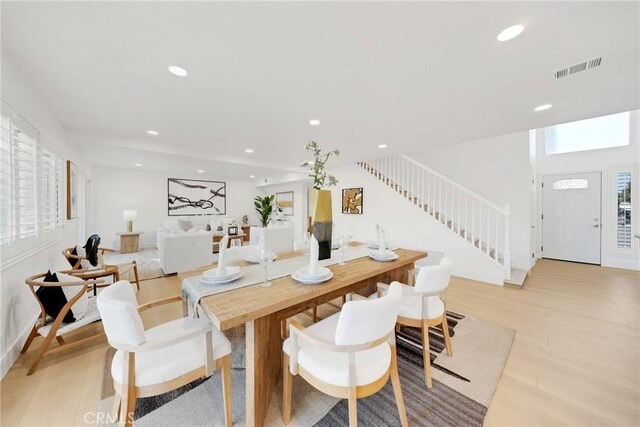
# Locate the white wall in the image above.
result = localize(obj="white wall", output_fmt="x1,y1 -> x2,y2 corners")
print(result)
90,166 -> 261,250
258,180 -> 311,240
329,164 -> 505,285
0,54 -> 86,378
535,110 -> 640,270
410,131 -> 534,270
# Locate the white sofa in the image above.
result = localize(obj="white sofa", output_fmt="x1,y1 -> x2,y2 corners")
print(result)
156,217 -> 238,274
249,225 -> 294,254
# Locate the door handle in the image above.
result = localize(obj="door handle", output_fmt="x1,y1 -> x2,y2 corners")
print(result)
593,224 -> 600,228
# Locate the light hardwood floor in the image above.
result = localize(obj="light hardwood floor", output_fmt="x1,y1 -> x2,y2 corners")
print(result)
1,259 -> 638,426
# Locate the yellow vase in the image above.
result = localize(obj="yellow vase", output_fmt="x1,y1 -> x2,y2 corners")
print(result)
308,188 -> 333,260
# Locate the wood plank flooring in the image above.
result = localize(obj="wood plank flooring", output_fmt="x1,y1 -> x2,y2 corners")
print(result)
1,258 -> 638,426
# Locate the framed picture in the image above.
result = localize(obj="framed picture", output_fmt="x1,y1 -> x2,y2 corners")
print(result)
167,178 -> 226,216
66,160 -> 78,219
342,187 -> 363,214
276,191 -> 294,216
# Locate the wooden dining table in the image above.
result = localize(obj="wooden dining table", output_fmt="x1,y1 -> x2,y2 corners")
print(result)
178,245 -> 427,427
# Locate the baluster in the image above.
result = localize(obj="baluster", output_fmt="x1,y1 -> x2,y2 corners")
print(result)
439,179 -> 442,223
495,209 -> 499,261
472,199 -> 475,246
486,205 -> 490,255
421,168 -> 424,209
465,194 -> 468,240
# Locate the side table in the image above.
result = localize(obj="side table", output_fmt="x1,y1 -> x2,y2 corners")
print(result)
117,231 -> 144,254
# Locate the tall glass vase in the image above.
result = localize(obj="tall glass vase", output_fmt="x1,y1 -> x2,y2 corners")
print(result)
308,188 -> 332,260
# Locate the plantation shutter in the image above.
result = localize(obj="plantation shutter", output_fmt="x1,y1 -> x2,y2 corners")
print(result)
11,113 -> 38,241
0,103 -> 11,244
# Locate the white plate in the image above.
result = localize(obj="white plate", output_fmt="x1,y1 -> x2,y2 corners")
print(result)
295,266 -> 332,280
244,253 -> 278,264
368,252 -> 399,262
292,270 -> 333,285
202,265 -> 241,279
199,271 -> 243,285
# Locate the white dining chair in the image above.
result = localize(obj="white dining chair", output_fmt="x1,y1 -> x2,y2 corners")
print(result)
97,281 -> 232,427
377,257 -> 453,388
282,283 -> 408,427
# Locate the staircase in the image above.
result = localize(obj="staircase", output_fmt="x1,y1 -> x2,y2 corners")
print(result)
358,155 -> 514,282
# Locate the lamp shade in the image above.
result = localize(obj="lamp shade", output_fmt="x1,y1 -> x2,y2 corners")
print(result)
122,210 -> 138,221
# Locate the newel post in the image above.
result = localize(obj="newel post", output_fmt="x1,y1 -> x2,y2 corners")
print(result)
503,203 -> 511,281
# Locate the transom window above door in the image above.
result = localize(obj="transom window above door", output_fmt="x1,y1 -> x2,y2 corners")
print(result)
545,112 -> 630,155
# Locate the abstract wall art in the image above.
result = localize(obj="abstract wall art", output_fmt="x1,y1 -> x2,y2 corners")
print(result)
342,187 -> 363,214
167,178 -> 226,216
275,191 -> 294,215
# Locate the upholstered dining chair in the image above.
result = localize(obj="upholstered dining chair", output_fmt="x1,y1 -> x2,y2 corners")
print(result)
377,257 -> 453,388
97,281 -> 232,427
282,283 -> 408,427
22,271 -> 104,375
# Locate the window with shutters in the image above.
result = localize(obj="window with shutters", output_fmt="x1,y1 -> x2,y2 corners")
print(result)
0,100 -> 65,256
617,172 -> 632,249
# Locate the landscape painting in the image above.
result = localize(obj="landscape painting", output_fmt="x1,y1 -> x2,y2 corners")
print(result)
167,178 -> 226,216
342,187 -> 363,214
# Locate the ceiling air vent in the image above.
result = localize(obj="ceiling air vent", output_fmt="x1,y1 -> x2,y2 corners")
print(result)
554,55 -> 605,79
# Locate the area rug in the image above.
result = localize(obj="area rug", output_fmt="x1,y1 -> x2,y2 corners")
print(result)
103,248 -> 165,281
97,312 -> 514,426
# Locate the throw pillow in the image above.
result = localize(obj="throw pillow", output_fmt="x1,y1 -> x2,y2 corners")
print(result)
178,218 -> 192,232
35,270 -> 76,323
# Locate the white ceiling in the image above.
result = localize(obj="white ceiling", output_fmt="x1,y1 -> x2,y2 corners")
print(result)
2,1 -> 639,172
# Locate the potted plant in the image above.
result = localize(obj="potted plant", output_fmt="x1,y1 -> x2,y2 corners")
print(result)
302,141 -> 340,260
254,195 -> 274,228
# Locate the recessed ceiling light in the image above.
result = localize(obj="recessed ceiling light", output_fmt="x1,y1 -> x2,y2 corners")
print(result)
534,104 -> 552,111
378,144 -> 388,149
497,25 -> 524,42
249,175 -> 256,178
309,119 -> 321,126
134,163 -> 142,167
147,130 -> 159,136
168,65 -> 188,77
197,169 -> 204,173
245,148 -> 254,153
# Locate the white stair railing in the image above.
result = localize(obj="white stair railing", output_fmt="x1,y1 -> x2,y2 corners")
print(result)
358,155 -> 511,280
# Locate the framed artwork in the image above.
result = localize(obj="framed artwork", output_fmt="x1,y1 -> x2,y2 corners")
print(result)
276,191 -> 294,216
66,160 -> 78,219
342,187 -> 363,214
167,178 -> 226,216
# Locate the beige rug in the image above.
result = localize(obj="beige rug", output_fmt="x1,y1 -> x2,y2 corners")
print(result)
103,248 -> 165,282
97,312 -> 514,426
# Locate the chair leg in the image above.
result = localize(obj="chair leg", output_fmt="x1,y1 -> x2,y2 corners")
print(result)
312,306 -> 318,323
282,354 -> 293,424
342,295 -> 346,305
20,326 -> 38,354
348,387 -> 358,427
132,261 -> 140,291
441,314 -> 453,357
56,336 -> 65,346
221,356 -> 232,427
421,320 -> 432,388
120,352 -> 136,427
390,346 -> 408,427
27,330 -> 57,375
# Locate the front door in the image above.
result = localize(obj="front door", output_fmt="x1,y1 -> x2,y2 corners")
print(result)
542,172 -> 601,264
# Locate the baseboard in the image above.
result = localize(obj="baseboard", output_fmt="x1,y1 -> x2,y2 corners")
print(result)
1,311 -> 39,379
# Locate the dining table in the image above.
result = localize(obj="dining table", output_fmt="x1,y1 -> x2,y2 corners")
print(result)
178,243 -> 427,427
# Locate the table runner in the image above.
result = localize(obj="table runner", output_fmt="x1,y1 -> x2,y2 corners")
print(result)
181,244 -> 394,316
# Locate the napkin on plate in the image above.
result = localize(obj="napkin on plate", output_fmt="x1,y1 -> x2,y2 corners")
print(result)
378,226 -> 387,253
217,234 -> 229,274
309,235 -> 319,275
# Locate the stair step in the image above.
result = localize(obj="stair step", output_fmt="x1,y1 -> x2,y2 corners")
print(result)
505,268 -> 528,287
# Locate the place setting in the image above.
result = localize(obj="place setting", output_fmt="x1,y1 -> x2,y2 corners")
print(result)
292,235 -> 334,285
199,235 -> 243,285
368,224 -> 399,262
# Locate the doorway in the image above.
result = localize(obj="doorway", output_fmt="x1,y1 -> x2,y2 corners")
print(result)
542,172 -> 601,264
